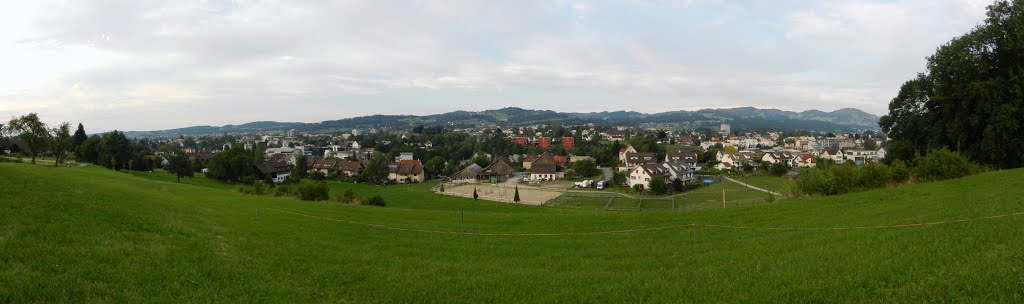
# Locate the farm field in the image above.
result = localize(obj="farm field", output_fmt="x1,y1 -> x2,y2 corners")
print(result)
2,162 -> 1024,302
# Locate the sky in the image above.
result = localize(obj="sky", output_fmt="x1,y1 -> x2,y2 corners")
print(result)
0,0 -> 993,132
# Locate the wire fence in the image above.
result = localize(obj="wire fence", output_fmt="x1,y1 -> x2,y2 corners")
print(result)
261,206 -> 1024,237
546,190 -> 776,211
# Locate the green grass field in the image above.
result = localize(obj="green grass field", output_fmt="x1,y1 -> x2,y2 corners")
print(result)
732,174 -> 793,193
2,162 -> 1024,302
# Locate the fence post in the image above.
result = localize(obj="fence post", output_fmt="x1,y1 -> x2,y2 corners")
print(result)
722,188 -> 726,208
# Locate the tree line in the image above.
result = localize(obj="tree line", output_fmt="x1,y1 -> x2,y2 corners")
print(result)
880,0 -> 1023,168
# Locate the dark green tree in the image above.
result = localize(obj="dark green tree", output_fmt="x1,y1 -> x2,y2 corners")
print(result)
425,156 -> 446,178
206,146 -> 257,182
6,113 -> 49,164
473,187 -> 479,200
71,123 -> 88,151
361,153 -> 391,185
648,175 -> 668,195
50,122 -> 72,167
167,154 -> 194,183
292,155 -> 308,180
570,159 -> 599,178
513,186 -> 520,204
880,0 -> 1024,168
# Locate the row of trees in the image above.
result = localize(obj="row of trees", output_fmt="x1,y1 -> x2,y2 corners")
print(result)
880,0 -> 1024,168
797,148 -> 977,196
3,113 -> 90,167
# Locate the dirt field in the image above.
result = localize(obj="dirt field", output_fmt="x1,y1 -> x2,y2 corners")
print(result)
440,183 -> 566,205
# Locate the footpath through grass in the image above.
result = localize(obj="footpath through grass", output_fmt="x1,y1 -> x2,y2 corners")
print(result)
2,163 -> 1024,302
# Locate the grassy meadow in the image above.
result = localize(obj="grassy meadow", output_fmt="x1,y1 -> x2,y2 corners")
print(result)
2,162 -> 1023,303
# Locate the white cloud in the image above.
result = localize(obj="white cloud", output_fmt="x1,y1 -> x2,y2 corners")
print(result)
0,0 -> 995,131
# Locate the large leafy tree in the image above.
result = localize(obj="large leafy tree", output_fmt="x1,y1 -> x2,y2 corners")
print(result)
361,153 -> 391,185
50,122 -> 72,167
424,156 -> 446,178
880,0 -> 1024,168
6,113 -> 50,164
98,131 -> 132,170
206,146 -> 257,182
166,154 -> 194,183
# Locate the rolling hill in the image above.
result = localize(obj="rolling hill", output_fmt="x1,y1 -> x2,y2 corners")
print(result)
1,162 -> 1022,302
123,107 -> 880,138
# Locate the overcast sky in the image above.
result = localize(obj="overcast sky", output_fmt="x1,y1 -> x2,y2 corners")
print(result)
0,0 -> 993,132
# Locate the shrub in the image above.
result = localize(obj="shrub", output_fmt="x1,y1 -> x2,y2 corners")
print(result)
334,189 -> 358,204
797,168 -> 838,196
365,195 -> 386,207
890,159 -> 911,184
768,162 -> 790,176
251,180 -> 269,195
858,163 -> 891,189
913,148 -> 976,182
298,181 -> 330,201
272,184 -> 296,197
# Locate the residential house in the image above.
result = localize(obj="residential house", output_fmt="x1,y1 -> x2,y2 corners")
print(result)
623,152 -> 658,168
844,149 -> 881,166
666,150 -> 699,166
529,153 -> 564,181
817,148 -> 844,164
389,160 -> 425,183
760,152 -> 794,165
336,160 -> 362,177
628,164 -> 670,189
618,145 -> 638,162
792,154 -> 817,168
522,154 -> 540,170
257,160 -> 292,184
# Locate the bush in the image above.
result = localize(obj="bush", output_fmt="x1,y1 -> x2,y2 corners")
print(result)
858,163 -> 891,189
913,148 -> 976,182
298,181 -> 330,201
334,189 -> 358,204
890,159 -> 911,184
768,162 -> 790,176
797,168 -> 839,196
251,180 -> 269,195
365,195 -> 386,207
272,184 -> 297,197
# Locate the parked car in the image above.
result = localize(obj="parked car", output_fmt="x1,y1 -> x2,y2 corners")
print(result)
596,180 -> 606,190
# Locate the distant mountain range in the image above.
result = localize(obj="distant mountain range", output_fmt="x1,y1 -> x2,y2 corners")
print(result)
122,107 -> 880,138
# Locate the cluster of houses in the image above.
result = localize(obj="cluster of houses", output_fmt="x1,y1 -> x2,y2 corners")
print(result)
713,147 -> 887,170
256,148 -> 425,184
617,146 -> 699,190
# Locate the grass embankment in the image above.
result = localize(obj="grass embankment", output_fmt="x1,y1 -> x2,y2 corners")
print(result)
2,163 -> 1023,302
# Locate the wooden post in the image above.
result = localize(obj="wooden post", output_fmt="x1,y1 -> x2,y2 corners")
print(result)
722,188 -> 726,209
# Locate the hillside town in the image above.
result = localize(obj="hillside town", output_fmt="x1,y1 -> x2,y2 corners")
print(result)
99,121 -> 885,195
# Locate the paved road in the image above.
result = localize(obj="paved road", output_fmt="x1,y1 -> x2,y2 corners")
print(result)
722,176 -> 782,196
600,167 -> 614,182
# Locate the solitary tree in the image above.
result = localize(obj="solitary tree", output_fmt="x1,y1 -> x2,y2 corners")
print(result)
513,186 -> 520,204
6,113 -> 50,164
50,122 -> 72,167
473,187 -> 479,200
